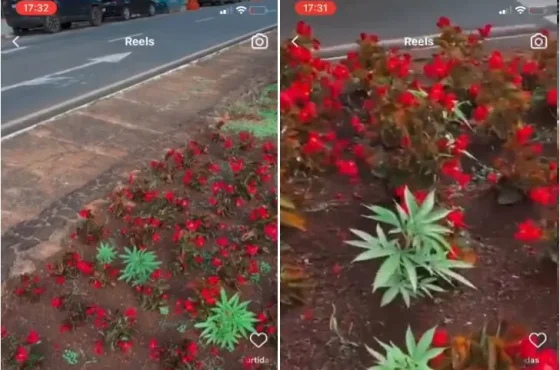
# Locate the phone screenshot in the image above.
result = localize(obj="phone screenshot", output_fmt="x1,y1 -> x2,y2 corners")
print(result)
1,0 -> 279,368
280,1 -> 559,369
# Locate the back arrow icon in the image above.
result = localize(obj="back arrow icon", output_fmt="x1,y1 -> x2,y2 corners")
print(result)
291,36 -> 298,46
12,36 -> 20,48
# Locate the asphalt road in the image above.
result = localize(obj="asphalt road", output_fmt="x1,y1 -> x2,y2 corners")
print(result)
0,1 -> 277,126
280,0 -> 558,46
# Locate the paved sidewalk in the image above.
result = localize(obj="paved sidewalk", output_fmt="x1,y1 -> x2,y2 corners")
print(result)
1,18 -> 13,39
1,32 -> 277,280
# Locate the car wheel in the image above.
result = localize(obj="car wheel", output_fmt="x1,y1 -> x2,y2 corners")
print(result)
121,6 -> 131,20
43,15 -> 61,33
12,27 -> 27,35
61,22 -> 72,30
146,2 -> 156,16
90,6 -> 103,26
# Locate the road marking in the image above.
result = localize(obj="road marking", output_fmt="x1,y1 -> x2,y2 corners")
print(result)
544,14 -> 557,24
108,33 -> 143,42
1,52 -> 132,92
1,46 -> 29,55
196,17 -> 214,23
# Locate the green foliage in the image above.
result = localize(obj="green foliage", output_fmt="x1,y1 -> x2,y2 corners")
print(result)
119,246 -> 161,286
62,349 -> 79,365
194,289 -> 257,352
96,242 -> 117,265
159,306 -> 169,316
259,261 -> 272,274
346,187 -> 475,307
366,327 -> 445,370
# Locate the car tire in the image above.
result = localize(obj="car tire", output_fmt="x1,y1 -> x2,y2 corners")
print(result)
43,15 -> 61,33
146,2 -> 156,16
12,27 -> 27,35
61,22 -> 72,30
90,6 -> 103,26
121,6 -> 131,20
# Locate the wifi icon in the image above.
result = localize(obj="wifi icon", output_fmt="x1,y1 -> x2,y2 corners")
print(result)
515,5 -> 527,14
236,6 -> 247,14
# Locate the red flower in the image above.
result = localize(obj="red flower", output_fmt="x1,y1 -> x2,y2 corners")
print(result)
514,220 -> 543,242
473,105 -> 489,121
447,209 -> 466,229
78,209 -> 92,219
206,276 -> 219,286
546,88 -> 557,106
529,186 -> 555,206
535,348 -> 559,370
488,51 -> 503,69
245,244 -> 259,256
522,60 -> 539,75
51,296 -> 63,309
94,340 -> 104,355
515,125 -> 534,144
118,340 -> 133,353
26,330 -> 40,345
478,24 -> 492,38
76,260 -> 94,275
436,16 -> 451,28
447,245 -> 461,260
335,160 -> 358,177
124,307 -> 137,322
431,328 -> 449,347
15,346 -> 28,363
468,84 -> 480,98
264,223 -> 277,241
398,91 -> 417,107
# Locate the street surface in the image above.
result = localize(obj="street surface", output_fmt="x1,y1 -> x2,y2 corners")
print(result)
280,0 -> 558,46
0,0 -> 277,126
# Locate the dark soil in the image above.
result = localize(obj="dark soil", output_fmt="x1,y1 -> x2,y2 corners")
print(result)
280,175 -> 558,370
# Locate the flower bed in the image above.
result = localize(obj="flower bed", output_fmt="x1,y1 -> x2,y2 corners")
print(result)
280,19 -> 558,370
1,86 -> 278,370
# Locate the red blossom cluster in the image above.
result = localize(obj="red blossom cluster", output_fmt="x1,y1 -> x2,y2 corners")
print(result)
429,327 -> 558,370
13,275 -> 45,301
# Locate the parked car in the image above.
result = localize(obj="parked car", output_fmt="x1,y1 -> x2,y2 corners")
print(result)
101,0 -> 156,20
1,0 -> 104,33
152,0 -> 180,13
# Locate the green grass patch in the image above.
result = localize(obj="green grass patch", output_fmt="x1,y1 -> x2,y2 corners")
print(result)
222,83 -> 277,138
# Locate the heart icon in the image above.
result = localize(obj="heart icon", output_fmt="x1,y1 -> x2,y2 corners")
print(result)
249,332 -> 268,348
528,332 -> 547,348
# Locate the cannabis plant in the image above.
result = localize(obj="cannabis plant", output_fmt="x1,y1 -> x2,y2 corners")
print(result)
96,242 -> 117,265
194,289 -> 257,352
346,187 -> 475,307
119,246 -> 161,286
366,326 -> 445,370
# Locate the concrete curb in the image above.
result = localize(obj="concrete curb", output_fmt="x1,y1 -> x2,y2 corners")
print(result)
315,24 -> 547,59
1,24 -> 277,137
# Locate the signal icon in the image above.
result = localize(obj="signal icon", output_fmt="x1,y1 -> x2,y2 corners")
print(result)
515,5 -> 526,13
236,6 -> 247,14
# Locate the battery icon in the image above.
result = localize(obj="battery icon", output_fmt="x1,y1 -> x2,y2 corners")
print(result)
249,6 -> 267,15
529,7 -> 546,14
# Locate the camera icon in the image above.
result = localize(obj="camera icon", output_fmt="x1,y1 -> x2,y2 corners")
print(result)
251,33 -> 268,50
530,33 -> 548,50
